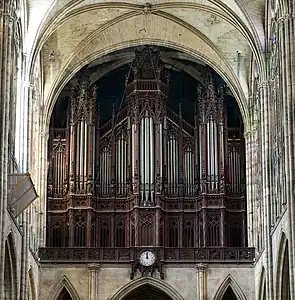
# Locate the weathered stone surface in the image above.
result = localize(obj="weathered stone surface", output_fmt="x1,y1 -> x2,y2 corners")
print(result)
1,0 -> 295,299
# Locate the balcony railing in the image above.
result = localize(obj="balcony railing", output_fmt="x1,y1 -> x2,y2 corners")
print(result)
39,247 -> 255,264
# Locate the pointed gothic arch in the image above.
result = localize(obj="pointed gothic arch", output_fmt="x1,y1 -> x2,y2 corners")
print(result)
4,232 -> 18,299
28,267 -> 36,300
110,277 -> 184,300
258,266 -> 266,300
47,275 -> 80,300
213,274 -> 247,300
276,232 -> 290,299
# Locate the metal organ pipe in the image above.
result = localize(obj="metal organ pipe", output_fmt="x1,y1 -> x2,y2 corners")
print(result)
229,145 -> 241,195
52,141 -> 67,195
116,135 -> 127,195
84,121 -> 87,185
213,122 -> 218,190
219,124 -> 224,191
168,135 -> 178,195
140,118 -> 144,199
100,147 -> 111,194
159,124 -> 163,178
132,124 -> 136,192
76,123 -> 80,190
206,118 -> 219,191
75,120 -> 88,192
139,112 -> 155,205
150,117 -> 154,202
184,148 -> 194,195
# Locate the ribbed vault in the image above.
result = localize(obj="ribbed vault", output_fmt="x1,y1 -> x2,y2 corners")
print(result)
26,0 -> 268,134
122,284 -> 173,300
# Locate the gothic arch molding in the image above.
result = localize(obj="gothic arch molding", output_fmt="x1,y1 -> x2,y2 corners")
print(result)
212,274 -> 247,300
276,231 -> 290,299
43,38 -> 249,133
258,266 -> 266,300
47,275 -> 80,300
110,277 -> 184,300
4,232 -> 18,299
28,267 -> 36,300
28,0 -> 264,81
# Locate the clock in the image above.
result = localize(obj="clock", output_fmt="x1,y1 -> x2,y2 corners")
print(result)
139,250 -> 156,267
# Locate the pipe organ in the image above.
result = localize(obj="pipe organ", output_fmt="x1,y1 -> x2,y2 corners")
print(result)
47,47 -> 246,251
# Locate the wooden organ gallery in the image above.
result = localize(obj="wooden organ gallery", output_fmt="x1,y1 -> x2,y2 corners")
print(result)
44,47 -> 251,264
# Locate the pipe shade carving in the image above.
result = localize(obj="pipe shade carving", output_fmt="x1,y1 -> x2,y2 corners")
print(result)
46,46 -> 247,256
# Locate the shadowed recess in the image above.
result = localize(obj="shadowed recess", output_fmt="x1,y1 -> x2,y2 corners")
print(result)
222,286 -> 238,300
57,287 -> 73,300
122,284 -> 173,300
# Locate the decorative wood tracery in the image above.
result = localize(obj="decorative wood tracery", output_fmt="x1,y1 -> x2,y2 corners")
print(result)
46,46 -> 247,259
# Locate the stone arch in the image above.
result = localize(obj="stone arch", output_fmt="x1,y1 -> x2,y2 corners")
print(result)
213,274 -> 247,300
48,275 -> 80,300
4,232 -> 18,299
110,277 -> 184,300
276,232 -> 290,299
258,266 -> 266,300
43,37 -> 250,132
28,267 -> 36,300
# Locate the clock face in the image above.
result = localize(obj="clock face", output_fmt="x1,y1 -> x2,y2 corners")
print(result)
139,251 -> 156,267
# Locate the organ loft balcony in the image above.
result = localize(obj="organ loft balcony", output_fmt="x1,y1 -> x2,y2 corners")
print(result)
40,46 -> 254,265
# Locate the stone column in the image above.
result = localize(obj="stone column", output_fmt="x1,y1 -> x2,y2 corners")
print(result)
259,81 -> 275,300
195,264 -> 208,300
279,10 -> 295,298
88,264 -> 100,300
244,130 -> 256,247
0,1 -> 18,298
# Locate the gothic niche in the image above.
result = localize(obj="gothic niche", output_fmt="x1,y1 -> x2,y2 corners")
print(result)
46,46 -> 247,256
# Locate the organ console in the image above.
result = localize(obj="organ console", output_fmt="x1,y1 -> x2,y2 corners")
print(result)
46,46 -> 247,255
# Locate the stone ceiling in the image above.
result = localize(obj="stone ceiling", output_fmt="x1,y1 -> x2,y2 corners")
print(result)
26,0 -> 267,129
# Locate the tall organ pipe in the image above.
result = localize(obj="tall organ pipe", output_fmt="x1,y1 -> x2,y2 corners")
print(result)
139,113 -> 155,205
132,124 -> 136,192
116,135 -> 127,195
184,149 -> 194,195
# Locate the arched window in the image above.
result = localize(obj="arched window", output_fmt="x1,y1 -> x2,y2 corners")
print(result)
281,242 -> 291,300
57,288 -> 73,300
221,286 -> 238,300
4,234 -> 17,299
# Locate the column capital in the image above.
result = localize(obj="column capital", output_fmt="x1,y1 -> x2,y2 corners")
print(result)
244,131 -> 252,139
40,132 -> 50,141
195,263 -> 208,272
88,263 -> 101,272
0,0 -> 18,21
257,80 -> 270,90
278,13 -> 294,22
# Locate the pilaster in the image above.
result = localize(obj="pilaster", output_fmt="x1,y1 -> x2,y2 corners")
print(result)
0,1 -> 19,298
258,80 -> 274,300
278,11 -> 295,299
88,263 -> 101,300
195,263 -> 208,300
244,130 -> 255,247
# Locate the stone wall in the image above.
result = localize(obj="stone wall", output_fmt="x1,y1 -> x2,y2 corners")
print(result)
39,264 -> 254,300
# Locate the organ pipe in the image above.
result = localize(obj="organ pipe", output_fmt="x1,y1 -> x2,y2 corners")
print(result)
100,147 -> 111,195
116,134 -> 127,195
167,135 -> 178,195
184,148 -> 194,195
140,113 -> 155,205
47,47 -> 246,250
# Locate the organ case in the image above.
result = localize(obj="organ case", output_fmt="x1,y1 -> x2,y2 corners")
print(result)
46,47 -> 246,250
